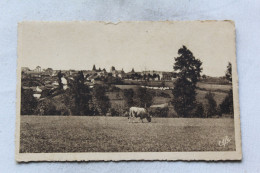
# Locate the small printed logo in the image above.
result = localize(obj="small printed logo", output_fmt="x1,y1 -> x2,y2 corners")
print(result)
218,136 -> 231,147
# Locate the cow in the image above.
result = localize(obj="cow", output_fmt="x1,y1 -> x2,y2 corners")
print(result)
128,107 -> 151,123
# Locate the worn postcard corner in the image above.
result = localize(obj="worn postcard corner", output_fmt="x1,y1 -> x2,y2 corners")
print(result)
16,21 -> 241,162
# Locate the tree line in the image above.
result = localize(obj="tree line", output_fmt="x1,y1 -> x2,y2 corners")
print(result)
21,70 -> 155,116
21,45 -> 234,118
172,46 -> 233,118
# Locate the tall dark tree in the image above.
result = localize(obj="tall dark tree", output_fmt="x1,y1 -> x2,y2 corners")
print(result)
220,89 -> 233,115
21,88 -> 38,115
92,65 -> 96,71
111,66 -> 116,71
136,87 -> 154,108
172,46 -> 202,117
123,89 -> 134,108
68,71 -> 92,115
57,70 -> 63,90
92,85 -> 110,115
220,62 -> 233,115
225,62 -> 232,82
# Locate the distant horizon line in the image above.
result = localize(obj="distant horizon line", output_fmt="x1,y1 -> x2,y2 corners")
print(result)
21,66 -> 226,78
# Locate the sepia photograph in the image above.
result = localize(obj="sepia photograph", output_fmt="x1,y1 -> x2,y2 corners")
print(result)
16,21 -> 241,161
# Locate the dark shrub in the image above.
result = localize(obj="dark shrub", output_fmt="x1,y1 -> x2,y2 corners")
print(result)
194,103 -> 204,118
41,89 -> 52,98
205,92 -> 217,117
109,85 -> 121,92
35,99 -> 60,115
150,107 -> 169,117
123,89 -> 134,108
220,89 -> 234,115
92,85 -> 111,115
21,88 -> 38,115
110,108 -> 119,116
158,92 -> 171,98
136,87 -> 154,108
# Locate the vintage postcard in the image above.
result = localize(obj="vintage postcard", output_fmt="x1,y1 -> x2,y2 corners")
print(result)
16,21 -> 241,162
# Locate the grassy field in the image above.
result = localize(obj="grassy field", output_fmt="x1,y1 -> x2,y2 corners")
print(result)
20,116 -> 235,153
197,82 -> 232,93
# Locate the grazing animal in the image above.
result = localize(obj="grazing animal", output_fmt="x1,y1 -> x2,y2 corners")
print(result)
128,107 -> 151,123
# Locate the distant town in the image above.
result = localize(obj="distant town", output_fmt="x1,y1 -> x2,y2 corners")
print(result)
20,47 -> 232,119
22,65 -> 177,99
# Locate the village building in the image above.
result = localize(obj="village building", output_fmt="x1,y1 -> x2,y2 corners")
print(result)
23,66 -> 42,77
110,66 -> 125,78
35,66 -> 41,72
41,68 -> 53,76
142,71 -> 175,81
161,72 -> 174,81
61,77 -> 68,90
21,67 -> 30,73
26,71 -> 42,78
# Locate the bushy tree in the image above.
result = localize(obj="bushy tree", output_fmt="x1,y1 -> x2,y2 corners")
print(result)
35,99 -> 60,115
68,71 -> 92,115
194,103 -> 204,118
205,92 -> 217,117
172,46 -> 203,117
220,62 -> 234,116
21,88 -> 38,115
220,89 -> 234,115
136,87 -> 154,108
123,89 -> 134,108
110,108 -> 119,116
41,89 -> 51,98
151,107 -> 169,117
92,85 -> 110,115
161,81 -> 166,87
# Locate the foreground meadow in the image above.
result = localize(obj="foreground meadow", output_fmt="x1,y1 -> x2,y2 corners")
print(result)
20,116 -> 235,153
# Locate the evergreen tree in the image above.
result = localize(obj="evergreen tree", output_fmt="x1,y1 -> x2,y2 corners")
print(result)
92,65 -> 96,71
220,62 -> 234,115
226,62 -> 232,82
172,46 -> 202,117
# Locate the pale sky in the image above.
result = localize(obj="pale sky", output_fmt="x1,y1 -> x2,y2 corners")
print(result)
18,21 -> 236,77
